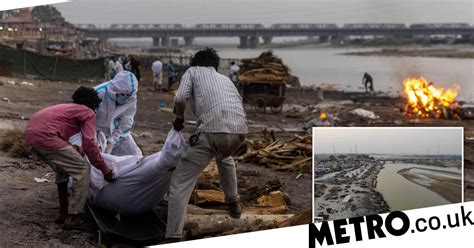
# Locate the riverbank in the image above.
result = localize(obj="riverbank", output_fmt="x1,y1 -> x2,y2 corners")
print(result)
397,167 -> 462,203
314,157 -> 390,221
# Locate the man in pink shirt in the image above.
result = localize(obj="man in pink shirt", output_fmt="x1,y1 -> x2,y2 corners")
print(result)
25,86 -> 115,228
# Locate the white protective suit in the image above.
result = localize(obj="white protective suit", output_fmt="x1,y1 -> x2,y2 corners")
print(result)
69,129 -> 186,215
94,71 -> 142,156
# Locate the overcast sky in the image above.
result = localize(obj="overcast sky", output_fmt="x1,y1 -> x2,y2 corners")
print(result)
313,128 -> 463,155
54,0 -> 474,26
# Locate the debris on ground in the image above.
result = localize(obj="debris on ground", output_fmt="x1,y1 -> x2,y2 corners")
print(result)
159,107 -> 173,113
33,177 -> 51,183
304,112 -> 337,129
132,132 -> 153,139
20,81 -> 34,87
350,108 -> 380,119
0,128 -> 31,158
189,158 -> 311,237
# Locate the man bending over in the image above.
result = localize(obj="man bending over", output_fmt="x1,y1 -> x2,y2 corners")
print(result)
25,87 -> 115,228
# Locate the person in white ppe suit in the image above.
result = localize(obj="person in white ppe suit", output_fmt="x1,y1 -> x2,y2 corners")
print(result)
94,71 -> 142,156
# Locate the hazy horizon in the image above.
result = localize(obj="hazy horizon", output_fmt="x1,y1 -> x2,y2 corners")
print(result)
313,128 -> 463,155
54,0 -> 474,26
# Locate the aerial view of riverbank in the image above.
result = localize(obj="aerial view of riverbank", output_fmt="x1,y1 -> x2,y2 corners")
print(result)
314,128 -> 463,221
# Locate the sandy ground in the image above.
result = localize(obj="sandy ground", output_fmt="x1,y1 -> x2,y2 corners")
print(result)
397,167 -> 462,203
0,77 -> 312,246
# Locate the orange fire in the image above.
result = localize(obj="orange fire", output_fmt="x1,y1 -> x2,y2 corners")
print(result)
319,112 -> 327,119
403,77 -> 460,118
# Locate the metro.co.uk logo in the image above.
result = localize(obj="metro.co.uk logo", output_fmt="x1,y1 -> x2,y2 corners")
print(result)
309,206 -> 473,247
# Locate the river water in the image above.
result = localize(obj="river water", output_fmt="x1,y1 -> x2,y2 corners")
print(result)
115,40 -> 474,100
375,163 -> 461,211
215,47 -> 474,100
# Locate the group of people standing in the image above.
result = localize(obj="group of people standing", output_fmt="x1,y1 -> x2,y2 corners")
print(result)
151,58 -> 175,92
24,48 -> 247,243
108,54 -> 176,92
108,54 -> 141,82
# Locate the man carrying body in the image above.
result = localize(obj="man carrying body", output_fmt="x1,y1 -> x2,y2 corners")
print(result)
165,48 -> 248,241
25,87 -> 115,228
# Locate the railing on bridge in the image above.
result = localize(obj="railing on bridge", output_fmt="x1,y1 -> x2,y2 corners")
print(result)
194,23 -> 264,29
409,23 -> 471,29
342,23 -> 408,29
109,23 -> 184,29
75,22 -> 474,30
270,23 -> 338,29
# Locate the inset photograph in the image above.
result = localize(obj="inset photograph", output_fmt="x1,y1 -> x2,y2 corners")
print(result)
313,127 -> 463,221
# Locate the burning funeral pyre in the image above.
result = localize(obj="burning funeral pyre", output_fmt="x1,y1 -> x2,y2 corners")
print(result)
403,77 -> 461,119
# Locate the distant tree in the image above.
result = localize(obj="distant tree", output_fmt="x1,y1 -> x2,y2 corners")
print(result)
31,5 -> 66,23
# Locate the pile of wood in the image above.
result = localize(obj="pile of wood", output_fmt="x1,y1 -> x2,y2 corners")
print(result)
187,161 -> 311,238
238,51 -> 299,86
234,134 -> 312,173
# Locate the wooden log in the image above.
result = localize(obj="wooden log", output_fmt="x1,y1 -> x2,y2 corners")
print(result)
186,214 -> 293,237
276,209 -> 313,227
187,205 -> 228,215
241,179 -> 283,202
187,204 -> 287,216
233,139 -> 255,156
235,150 -> 259,162
256,191 -> 291,207
245,205 -> 288,214
193,189 -> 226,206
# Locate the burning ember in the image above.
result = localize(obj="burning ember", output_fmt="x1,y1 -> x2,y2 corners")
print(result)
403,77 -> 461,119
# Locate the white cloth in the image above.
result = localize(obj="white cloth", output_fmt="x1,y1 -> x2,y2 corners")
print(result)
69,129 -> 186,215
152,60 -> 163,85
92,129 -> 185,214
94,71 -> 142,156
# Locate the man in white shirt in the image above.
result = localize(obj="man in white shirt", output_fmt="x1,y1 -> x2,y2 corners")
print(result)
152,59 -> 163,91
165,48 -> 248,241
115,57 -> 124,73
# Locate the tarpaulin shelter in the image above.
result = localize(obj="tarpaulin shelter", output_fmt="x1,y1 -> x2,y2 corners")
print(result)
0,47 -> 105,81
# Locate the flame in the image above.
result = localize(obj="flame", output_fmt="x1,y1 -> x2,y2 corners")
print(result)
320,112 -> 327,119
403,77 -> 460,118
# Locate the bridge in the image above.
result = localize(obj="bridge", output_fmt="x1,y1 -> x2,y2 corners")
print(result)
378,156 -> 461,165
77,23 -> 474,48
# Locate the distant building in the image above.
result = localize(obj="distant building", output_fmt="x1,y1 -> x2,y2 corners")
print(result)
0,8 -> 84,52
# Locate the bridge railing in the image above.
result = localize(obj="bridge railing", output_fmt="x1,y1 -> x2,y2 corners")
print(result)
76,22 -> 474,30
